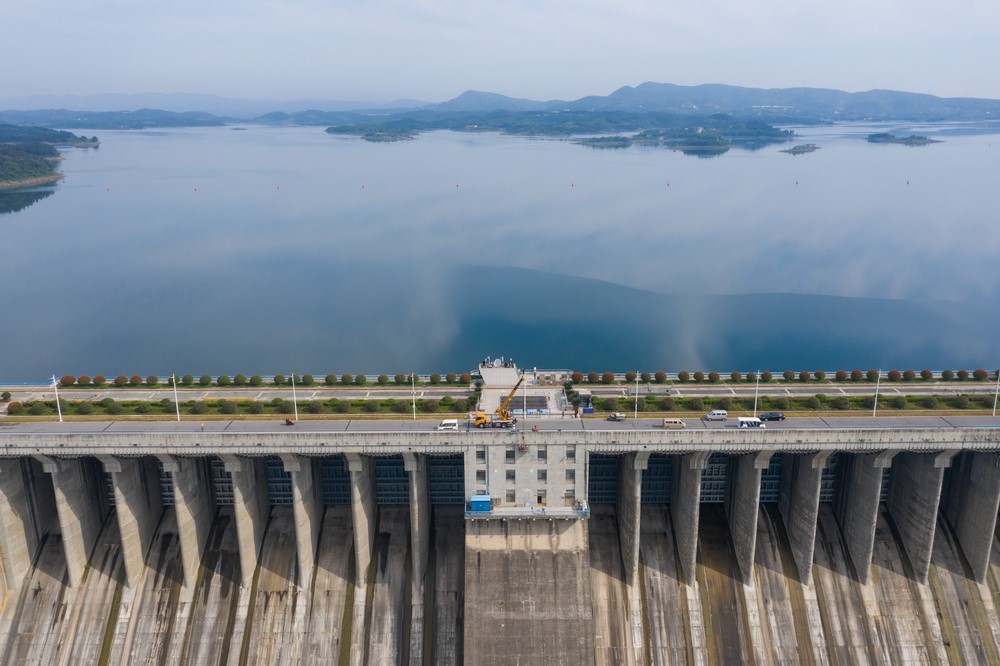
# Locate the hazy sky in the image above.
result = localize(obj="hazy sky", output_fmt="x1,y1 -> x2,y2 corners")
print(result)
3,0 -> 1000,102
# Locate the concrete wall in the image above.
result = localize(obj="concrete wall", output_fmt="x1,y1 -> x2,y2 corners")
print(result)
725,452 -> 771,584
617,452 -> 648,585
778,452 -> 829,585
943,451 -> 1000,583
39,456 -> 111,587
471,442 -> 585,508
834,452 -> 893,584
102,456 -> 164,588
0,458 -> 52,593
347,453 -> 377,584
281,453 -> 322,587
162,455 -> 214,589
405,453 -> 430,586
669,452 -> 707,585
223,455 -> 270,588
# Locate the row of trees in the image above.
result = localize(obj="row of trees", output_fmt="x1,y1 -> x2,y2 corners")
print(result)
598,392 -> 995,412
56,372 -> 474,388
6,394 -> 478,417
570,369 -> 997,384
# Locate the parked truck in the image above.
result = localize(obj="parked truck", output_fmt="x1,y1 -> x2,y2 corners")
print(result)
473,374 -> 525,428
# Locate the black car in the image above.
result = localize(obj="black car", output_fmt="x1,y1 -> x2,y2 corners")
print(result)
760,411 -> 785,421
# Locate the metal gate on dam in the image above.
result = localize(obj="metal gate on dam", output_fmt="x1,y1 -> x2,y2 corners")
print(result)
2,424 -> 1000,664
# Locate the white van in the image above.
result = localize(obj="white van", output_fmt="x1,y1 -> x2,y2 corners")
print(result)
704,410 -> 728,421
661,418 -> 686,429
437,419 -> 459,431
737,417 -> 765,429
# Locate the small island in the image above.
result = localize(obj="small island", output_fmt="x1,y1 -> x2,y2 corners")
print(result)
866,132 -> 941,146
0,124 -> 98,190
781,143 -> 820,155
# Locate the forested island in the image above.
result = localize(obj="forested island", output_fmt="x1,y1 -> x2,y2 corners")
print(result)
326,111 -> 793,154
780,143 -> 820,155
866,133 -> 941,146
0,124 -> 98,190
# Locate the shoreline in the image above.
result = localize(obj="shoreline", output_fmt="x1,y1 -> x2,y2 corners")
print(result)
0,173 -> 64,191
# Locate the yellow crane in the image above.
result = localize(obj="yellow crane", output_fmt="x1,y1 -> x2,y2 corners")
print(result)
474,374 -> 525,428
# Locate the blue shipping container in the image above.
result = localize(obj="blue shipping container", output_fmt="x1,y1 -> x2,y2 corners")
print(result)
470,495 -> 492,512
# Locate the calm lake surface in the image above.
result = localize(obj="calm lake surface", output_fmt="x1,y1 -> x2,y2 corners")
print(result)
2,122 -> 998,379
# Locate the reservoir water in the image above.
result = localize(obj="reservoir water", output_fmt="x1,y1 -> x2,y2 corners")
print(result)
1,122 -> 998,379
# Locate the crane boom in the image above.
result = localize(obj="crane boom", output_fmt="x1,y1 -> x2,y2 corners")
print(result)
473,374 -> 526,428
496,375 -> 525,421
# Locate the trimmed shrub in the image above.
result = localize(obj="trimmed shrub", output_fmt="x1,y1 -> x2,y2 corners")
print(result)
708,371 -> 720,383
624,371 -> 637,382
783,370 -> 795,381
93,375 -> 107,386
129,375 -> 143,386
6,401 -> 23,415
942,369 -> 955,381
77,375 -> 91,387
395,373 -> 407,385
302,374 -> 315,386
641,372 -> 652,383
798,371 -> 810,382
306,401 -> 323,414
107,402 -> 123,415
219,400 -> 237,414
60,375 -> 76,387
199,374 -> 212,386
76,402 -> 94,415
273,374 -> 286,386
922,396 -> 939,409
761,371 -> 773,382
0,391 -> 10,402
279,402 -> 294,414
460,373 -> 472,384
29,402 -> 48,416
446,372 -> 457,383
889,395 -> 907,409
145,375 -> 159,386
217,375 -> 231,386
805,396 -> 821,409
325,374 -> 337,386
429,373 -> 441,385
391,400 -> 410,414
114,375 -> 128,387
340,374 -> 353,385
832,396 -> 850,410
660,397 -> 675,411
421,399 -> 440,413
234,374 -> 247,386
730,371 -> 742,382
599,398 -> 619,411
378,374 -> 389,385
135,402 -> 151,414
654,371 -> 667,383
248,402 -> 264,414
774,397 -> 790,410
587,372 -> 599,383
601,372 -> 615,384
958,369 -> 970,381
850,369 -> 863,381
571,371 -> 583,383
677,371 -> 690,383
355,374 -> 367,386
270,397 -> 285,407
190,401 -> 208,414
953,395 -> 970,409
835,370 -> 848,381
686,397 -> 704,412
974,369 -> 989,381
920,369 -> 933,380
814,370 -> 826,381
746,372 -> 757,383
181,374 -> 194,386
249,375 -> 263,386
693,371 -> 705,382
903,370 -> 916,381
887,370 -> 901,381
716,397 -> 732,410
99,397 -> 115,408
866,369 -> 879,382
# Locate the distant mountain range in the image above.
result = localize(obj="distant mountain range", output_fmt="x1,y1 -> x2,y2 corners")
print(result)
2,83 -> 999,129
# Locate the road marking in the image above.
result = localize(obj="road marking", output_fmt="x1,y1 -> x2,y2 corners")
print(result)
729,387 -> 737,395
838,388 -> 847,395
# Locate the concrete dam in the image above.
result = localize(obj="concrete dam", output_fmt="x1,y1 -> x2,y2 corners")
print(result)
2,423 -> 1000,664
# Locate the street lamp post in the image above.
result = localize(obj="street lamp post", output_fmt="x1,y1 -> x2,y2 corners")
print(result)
51,375 -> 63,423
993,367 -> 999,417
172,374 -> 181,422
634,372 -> 639,419
753,370 -> 760,417
291,372 -> 299,421
872,369 -> 881,417
411,372 -> 417,420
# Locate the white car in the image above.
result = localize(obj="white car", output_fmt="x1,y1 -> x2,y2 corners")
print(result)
437,419 -> 459,431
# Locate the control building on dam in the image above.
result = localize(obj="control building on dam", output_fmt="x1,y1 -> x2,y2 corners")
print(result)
2,423 -> 1000,664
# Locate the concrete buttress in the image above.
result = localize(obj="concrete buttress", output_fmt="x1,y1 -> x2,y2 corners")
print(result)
279,453 -> 322,586
670,451 -> 708,585
942,451 -> 1000,583
222,455 -> 270,588
778,451 -> 831,585
617,451 -> 649,584
405,452 -> 430,665
159,454 -> 214,589
36,456 -> 110,587
345,453 -> 377,584
834,451 -> 895,584
726,451 -> 773,584
0,458 -> 53,594
99,455 -> 164,588
888,450 -> 955,583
